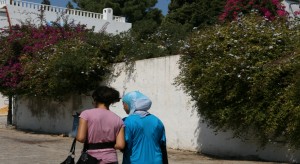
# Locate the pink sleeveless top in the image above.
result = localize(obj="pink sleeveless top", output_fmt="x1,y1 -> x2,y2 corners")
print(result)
80,108 -> 124,164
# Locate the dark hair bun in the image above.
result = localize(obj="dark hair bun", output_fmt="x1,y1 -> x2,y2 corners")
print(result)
92,86 -> 120,107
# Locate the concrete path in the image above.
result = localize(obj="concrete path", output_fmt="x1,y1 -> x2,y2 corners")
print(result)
0,116 -> 286,164
0,115 -> 6,128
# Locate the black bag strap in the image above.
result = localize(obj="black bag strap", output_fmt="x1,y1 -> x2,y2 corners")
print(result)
82,138 -> 88,152
70,138 -> 76,155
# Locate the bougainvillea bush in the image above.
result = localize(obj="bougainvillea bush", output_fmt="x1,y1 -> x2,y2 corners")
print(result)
220,0 -> 287,21
0,23 -> 119,99
0,19 -> 181,99
176,12 -> 300,147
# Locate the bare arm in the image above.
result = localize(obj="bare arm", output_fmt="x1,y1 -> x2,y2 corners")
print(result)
114,127 -> 125,150
76,118 -> 88,143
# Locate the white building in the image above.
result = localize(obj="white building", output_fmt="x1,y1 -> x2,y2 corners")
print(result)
0,0 -> 131,34
283,0 -> 300,19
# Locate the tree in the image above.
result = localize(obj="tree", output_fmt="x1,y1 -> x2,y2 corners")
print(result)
41,0 -> 51,5
72,0 -> 163,39
73,0 -> 161,23
66,1 -> 74,9
72,0 -> 122,15
72,0 -> 160,23
130,8 -> 163,39
165,0 -> 226,30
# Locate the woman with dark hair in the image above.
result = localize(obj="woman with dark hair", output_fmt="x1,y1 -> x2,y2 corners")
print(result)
76,86 -> 125,164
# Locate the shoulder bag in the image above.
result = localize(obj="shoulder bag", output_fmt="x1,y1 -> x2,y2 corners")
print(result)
61,138 -> 76,164
76,140 -> 100,164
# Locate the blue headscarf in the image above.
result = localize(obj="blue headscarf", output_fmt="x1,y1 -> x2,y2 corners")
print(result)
122,91 -> 152,117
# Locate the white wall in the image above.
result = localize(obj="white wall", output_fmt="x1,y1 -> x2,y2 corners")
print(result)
0,8 -> 9,29
1,0 -> 131,34
108,56 -> 200,151
14,55 -> 300,163
15,95 -> 94,134
283,0 -> 300,19
0,94 -> 7,108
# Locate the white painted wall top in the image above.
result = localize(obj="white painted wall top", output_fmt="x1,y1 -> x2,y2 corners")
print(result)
0,0 -> 131,34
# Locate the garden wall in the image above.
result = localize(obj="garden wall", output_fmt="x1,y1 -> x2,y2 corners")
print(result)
0,94 -> 7,108
0,8 -> 9,29
14,55 -> 300,163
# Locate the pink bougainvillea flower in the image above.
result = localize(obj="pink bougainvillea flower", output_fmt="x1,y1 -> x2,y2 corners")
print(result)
220,0 -> 289,22
0,59 -> 22,88
294,11 -> 300,16
277,9 -> 287,17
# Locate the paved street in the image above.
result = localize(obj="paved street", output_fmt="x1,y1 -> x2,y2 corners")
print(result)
0,116 -> 286,164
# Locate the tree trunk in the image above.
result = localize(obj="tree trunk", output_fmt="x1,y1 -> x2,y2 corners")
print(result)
6,95 -> 12,125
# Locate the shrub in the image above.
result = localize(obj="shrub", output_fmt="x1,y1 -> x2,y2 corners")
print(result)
220,0 -> 287,21
0,23 -> 117,99
176,12 -> 300,147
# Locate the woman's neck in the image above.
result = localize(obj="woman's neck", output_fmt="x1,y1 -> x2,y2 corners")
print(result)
96,103 -> 108,110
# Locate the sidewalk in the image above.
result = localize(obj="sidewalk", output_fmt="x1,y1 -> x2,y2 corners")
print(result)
0,116 -> 286,164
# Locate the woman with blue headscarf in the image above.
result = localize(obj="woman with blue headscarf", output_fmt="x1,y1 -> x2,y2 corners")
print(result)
122,91 -> 168,164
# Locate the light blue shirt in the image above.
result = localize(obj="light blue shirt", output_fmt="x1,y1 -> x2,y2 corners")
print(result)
122,114 -> 166,164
